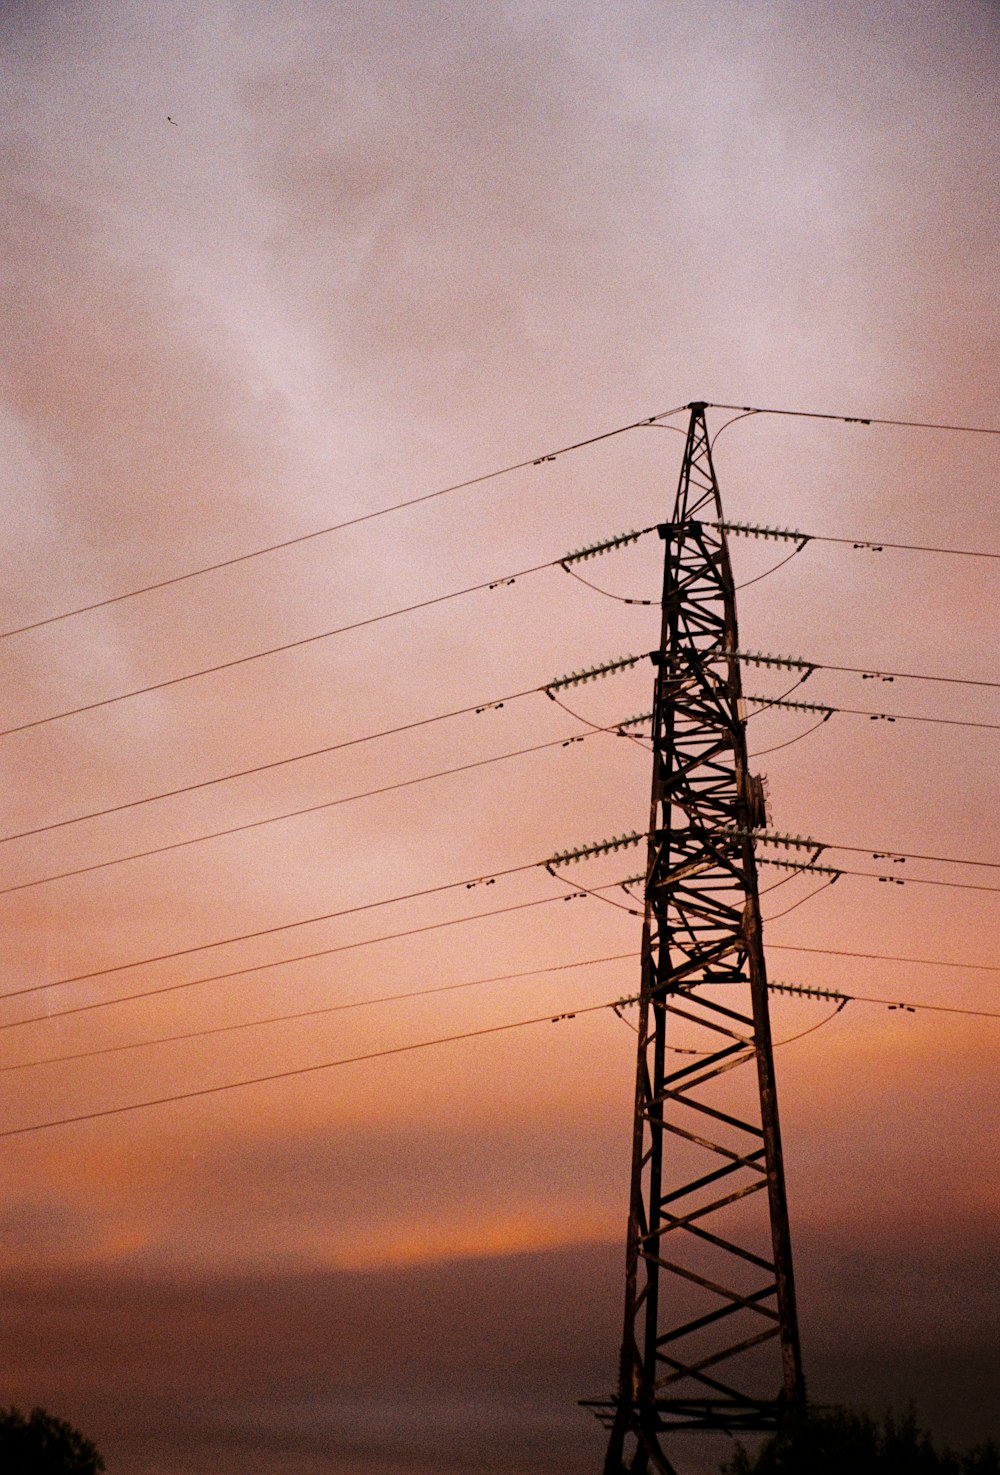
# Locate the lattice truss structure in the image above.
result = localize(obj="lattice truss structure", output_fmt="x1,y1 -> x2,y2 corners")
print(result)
586,406 -> 806,1475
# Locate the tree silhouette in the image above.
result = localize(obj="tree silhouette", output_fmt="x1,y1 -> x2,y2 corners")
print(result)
721,1407 -> 1000,1475
0,1406 -> 105,1474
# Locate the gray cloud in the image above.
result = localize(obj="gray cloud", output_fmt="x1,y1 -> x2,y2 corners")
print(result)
2,1225 -> 997,1473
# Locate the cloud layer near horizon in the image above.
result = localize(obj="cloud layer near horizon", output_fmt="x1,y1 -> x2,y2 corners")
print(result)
4,1229 -> 998,1474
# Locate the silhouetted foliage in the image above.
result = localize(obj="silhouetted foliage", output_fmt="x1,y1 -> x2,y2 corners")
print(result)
0,1406 -> 105,1474
721,1406 -> 1000,1475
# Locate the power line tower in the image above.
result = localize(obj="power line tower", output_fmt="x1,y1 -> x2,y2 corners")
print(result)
582,403 -> 805,1474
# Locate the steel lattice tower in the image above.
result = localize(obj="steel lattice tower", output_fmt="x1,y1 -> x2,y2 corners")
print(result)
583,403 -> 805,1474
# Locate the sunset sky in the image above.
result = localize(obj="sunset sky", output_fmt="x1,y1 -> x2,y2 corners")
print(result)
1,2 -> 999,1472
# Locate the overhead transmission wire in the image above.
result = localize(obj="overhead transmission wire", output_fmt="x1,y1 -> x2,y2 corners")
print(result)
560,517 -> 1000,621
2,547 -> 996,1006
6,497 -> 1000,747
767,530 -> 1000,561
12,392 -> 991,647
1,949 -> 641,1075
0,407 -> 690,643
773,1002 -> 848,1045
7,812 -> 1000,1017
770,989 -> 1000,1022
560,521 -> 1000,612
802,837 -> 1000,872
4,393 -> 990,772
745,694 -> 1000,735
12,932 -> 998,1079
0,857 -> 561,1004
763,875 -> 841,922
0,721 -> 640,899
543,863 -> 644,916
717,516 -> 1000,576
734,546 -> 809,590
0,684 -> 544,846
0,873 -> 629,1025
3,652 -> 997,858
0,995 -> 634,1141
0,658 -> 656,893
544,688 -> 652,755
3,534 -> 997,747
766,941 -> 1000,973
739,652 -> 1000,691
739,674 -> 814,718
748,716 -> 833,758
0,526 -> 665,742
0,889 -> 604,1034
3,402 -> 996,1132
560,563 -> 656,606
0,551 -> 573,741
748,830 -> 1000,876
557,542 -> 804,604
5,960 -> 998,1139
701,400 -> 1000,437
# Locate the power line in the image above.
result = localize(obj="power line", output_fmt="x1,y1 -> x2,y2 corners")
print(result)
0,554 -> 562,741
0,857 -> 551,1003
748,714 -> 832,758
0,684 -> 543,846
703,400 -> 1000,436
744,652 -> 1000,691
11,930 -> 997,1079
0,891 -> 603,1034
771,983 -> 1000,1021
4,393 -> 992,650
754,831 -> 1000,873
781,531 -> 999,561
1,523 -> 665,742
764,861 -> 1000,899
7,663 -> 993,859
773,1001 -> 848,1047
745,693 -> 1000,735
766,941 -> 1000,973
0,723 -> 633,898
735,546 -> 809,589
817,840 -> 1000,873
0,950 -> 639,1073
0,407 -> 688,642
763,876 -> 839,921
0,996 -> 624,1141
4,966 -> 995,1141
7,820 -> 1000,1009
719,519 -> 1000,562
5,587 -> 998,750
